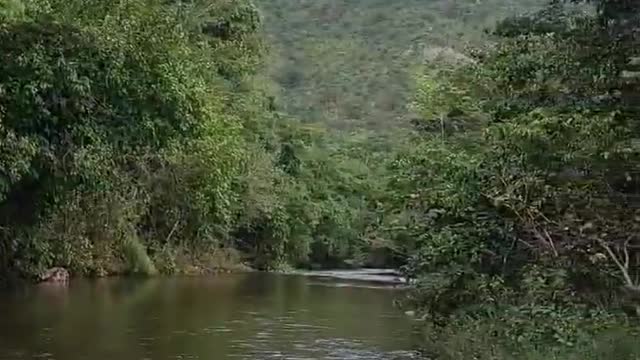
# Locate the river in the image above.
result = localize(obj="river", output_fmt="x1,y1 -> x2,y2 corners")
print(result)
0,272 -> 421,360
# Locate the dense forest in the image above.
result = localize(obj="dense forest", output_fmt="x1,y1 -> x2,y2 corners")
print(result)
1,0 -> 640,358
259,0 -> 545,129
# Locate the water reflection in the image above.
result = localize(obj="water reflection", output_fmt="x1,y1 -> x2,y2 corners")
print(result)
0,273 -> 420,360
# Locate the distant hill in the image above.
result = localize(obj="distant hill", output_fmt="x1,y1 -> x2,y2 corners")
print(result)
257,0 -> 547,130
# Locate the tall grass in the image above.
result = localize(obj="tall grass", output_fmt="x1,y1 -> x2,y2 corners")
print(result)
122,236 -> 158,276
419,321 -> 640,360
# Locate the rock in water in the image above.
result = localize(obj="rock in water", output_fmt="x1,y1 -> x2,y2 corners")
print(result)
39,267 -> 69,283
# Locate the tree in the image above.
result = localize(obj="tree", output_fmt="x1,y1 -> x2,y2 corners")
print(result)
0,0 -> 247,276
398,0 -> 640,352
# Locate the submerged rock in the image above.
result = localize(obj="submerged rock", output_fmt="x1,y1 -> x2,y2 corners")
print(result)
39,267 -> 69,283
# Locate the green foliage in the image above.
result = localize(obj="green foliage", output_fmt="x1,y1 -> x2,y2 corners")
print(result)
0,0 -> 252,277
2,1 -> 638,358
391,0 -> 640,355
231,119 -> 393,269
0,0 -> 24,21
258,0 -> 547,130
122,235 -> 158,276
0,0 -> 400,278
419,314 -> 640,360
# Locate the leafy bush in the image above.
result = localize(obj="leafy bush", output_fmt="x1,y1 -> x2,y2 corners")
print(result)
0,0 -> 247,276
393,0 -> 640,355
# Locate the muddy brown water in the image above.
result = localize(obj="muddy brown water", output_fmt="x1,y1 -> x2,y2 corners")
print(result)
0,272 -> 421,360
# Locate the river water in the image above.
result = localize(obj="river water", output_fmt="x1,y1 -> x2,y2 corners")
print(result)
0,272 -> 421,360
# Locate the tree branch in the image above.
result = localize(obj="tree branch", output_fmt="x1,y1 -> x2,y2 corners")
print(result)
598,238 -> 635,288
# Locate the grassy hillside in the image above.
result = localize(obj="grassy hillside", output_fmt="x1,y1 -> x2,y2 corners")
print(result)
257,0 -> 547,130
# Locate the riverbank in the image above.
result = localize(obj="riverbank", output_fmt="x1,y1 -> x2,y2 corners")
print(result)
0,247 -> 252,286
10,247 -> 405,288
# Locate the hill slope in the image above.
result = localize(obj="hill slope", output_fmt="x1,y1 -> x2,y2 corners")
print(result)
257,0 -> 547,130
